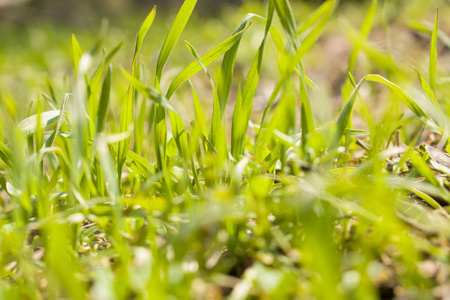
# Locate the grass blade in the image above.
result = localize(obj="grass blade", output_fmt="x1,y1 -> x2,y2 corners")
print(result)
153,0 -> 197,177
96,136 -> 120,199
232,4 -> 274,158
45,74 -> 58,109
155,0 -> 197,88
18,110 -> 60,135
72,34 -> 82,76
189,81 -> 207,137
298,64 -> 314,158
169,110 -> 188,159
348,0 -> 377,72
185,41 -> 226,160
217,12 -> 264,115
365,74 -> 431,121
166,23 -> 251,100
430,10 -> 438,93
297,0 -> 337,35
45,93 -> 71,147
0,141 -> 12,167
231,80 -> 246,158
414,68 -> 445,130
333,73 -> 434,150
117,7 -> 156,179
272,0 -> 298,39
95,65 -> 112,135
120,68 -> 177,114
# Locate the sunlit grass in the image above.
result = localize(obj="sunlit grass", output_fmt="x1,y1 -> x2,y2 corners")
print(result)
0,0 -> 449,299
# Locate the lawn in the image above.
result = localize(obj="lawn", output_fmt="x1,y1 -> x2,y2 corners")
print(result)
0,0 -> 449,299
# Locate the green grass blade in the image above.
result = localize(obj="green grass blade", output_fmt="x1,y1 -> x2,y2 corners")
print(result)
169,110 -> 188,159
347,0 -> 377,72
231,5 -> 274,158
408,150 -> 440,187
410,21 -> 450,49
365,74 -> 430,121
155,0 -> 197,88
166,23 -> 251,100
89,41 -> 123,95
341,0 -> 377,102
126,149 -> 155,176
18,110 -> 60,135
87,18 -> 109,56
35,98 -> 44,153
0,141 -> 12,167
45,74 -> 58,109
297,0 -> 337,35
134,64 -> 147,155
154,0 -> 197,173
430,10 -> 438,93
289,3 -> 336,65
299,64 -> 314,157
332,76 -> 366,149
348,72 -> 375,135
334,73 -> 434,149
189,81 -> 207,137
217,12 -> 267,115
117,7 -> 156,178
45,93 -> 71,147
0,171 -> 8,194
133,8 -> 156,70
254,78 -> 284,159
96,137 -> 120,199
72,34 -> 82,76
120,68 -> 177,114
152,0 -> 197,179
231,80 -> 246,159
95,65 -> 112,135
104,41 -> 124,65
414,68 -> 443,124
241,10 -> 273,116
185,41 -> 226,159
272,0 -> 298,39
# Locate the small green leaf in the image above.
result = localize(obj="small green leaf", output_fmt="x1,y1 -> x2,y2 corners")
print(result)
155,0 -> 197,87
430,10 -> 439,93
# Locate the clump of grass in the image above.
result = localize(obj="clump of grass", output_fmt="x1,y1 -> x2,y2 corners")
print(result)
0,0 -> 449,299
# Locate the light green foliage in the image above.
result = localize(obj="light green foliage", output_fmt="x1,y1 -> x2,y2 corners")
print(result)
0,0 -> 449,299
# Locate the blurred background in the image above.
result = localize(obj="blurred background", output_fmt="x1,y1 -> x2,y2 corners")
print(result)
0,0 -> 372,26
0,0 -> 449,122
0,0 -> 243,24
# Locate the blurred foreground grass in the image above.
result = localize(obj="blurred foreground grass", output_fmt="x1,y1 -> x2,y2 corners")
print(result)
0,0 -> 450,299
